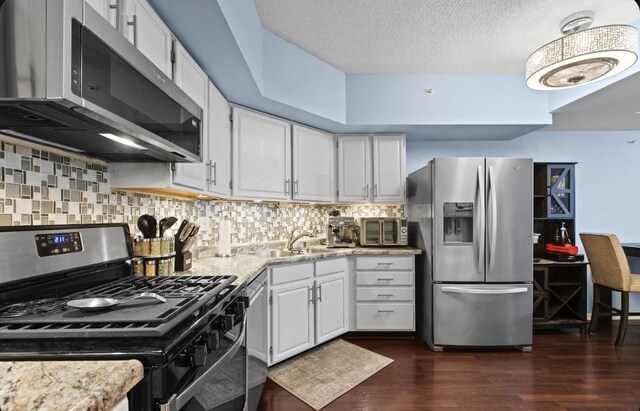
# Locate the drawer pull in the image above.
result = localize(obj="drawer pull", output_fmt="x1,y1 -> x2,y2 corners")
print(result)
377,278 -> 394,281
377,294 -> 394,297
377,262 -> 394,265
377,310 -> 395,313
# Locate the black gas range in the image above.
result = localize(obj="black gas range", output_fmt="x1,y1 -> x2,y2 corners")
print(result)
0,224 -> 248,411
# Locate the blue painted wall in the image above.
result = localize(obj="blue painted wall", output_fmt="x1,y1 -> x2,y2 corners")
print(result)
346,74 -> 551,125
263,30 -> 347,123
407,130 -> 640,311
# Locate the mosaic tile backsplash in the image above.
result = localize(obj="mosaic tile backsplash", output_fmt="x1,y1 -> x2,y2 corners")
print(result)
0,135 -> 403,246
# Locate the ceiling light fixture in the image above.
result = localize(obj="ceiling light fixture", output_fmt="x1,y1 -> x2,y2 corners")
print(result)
526,11 -> 639,90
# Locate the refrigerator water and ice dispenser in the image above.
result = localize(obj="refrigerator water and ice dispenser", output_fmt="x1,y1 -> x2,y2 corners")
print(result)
443,202 -> 473,244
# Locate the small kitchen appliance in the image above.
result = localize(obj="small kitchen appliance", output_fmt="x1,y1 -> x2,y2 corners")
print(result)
326,216 -> 358,248
0,224 -> 248,410
359,217 -> 408,247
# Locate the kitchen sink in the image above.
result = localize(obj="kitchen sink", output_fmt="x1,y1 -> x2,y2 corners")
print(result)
252,249 -> 297,258
251,248 -> 328,258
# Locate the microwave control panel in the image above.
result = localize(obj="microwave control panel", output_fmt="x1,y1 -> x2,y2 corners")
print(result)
35,232 -> 83,257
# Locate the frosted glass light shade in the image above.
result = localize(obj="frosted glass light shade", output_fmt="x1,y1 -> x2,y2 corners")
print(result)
526,25 -> 639,90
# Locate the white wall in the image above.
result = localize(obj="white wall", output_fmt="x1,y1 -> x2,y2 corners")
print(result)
407,130 -> 640,311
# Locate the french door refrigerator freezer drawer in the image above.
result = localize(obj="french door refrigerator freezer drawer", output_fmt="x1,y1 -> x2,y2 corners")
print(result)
433,283 -> 533,347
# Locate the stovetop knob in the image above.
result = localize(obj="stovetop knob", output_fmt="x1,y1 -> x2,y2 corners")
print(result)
189,343 -> 207,367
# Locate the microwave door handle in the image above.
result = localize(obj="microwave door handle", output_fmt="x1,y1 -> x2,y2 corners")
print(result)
476,165 -> 485,274
488,166 -> 498,274
159,317 -> 247,411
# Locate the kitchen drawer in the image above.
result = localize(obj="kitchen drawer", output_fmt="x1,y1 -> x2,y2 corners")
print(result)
356,287 -> 414,302
356,271 -> 413,286
356,303 -> 414,330
315,258 -> 347,277
433,284 -> 533,347
270,262 -> 313,285
356,256 -> 413,271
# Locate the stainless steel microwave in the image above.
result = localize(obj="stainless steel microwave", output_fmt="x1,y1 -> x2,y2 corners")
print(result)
0,0 -> 202,162
359,218 -> 408,247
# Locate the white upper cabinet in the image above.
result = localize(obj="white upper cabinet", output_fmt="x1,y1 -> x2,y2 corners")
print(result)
171,42 -> 209,190
84,0 -> 118,28
337,134 -> 406,203
337,135 -> 372,203
207,82 -> 231,197
232,108 -> 292,200
123,0 -> 173,77
292,125 -> 334,202
372,135 -> 406,202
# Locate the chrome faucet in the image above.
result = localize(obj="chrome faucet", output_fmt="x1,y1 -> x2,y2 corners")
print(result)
287,227 -> 313,252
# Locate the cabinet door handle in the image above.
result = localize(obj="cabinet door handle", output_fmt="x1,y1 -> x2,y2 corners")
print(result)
374,183 -> 378,198
377,310 -> 394,313
308,286 -> 314,304
211,162 -> 217,185
205,160 -> 212,184
285,179 -> 290,195
294,179 -> 299,195
127,14 -> 137,47
317,284 -> 322,302
365,184 -> 370,198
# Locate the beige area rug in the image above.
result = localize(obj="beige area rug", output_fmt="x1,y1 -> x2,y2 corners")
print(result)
267,339 -> 393,410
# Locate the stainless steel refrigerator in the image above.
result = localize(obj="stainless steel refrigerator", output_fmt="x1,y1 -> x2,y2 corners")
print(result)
407,157 -> 533,351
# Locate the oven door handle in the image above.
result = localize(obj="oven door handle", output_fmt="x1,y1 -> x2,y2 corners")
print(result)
159,317 -> 247,411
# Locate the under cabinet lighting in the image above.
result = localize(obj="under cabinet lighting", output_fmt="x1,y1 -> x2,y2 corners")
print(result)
100,133 -> 148,150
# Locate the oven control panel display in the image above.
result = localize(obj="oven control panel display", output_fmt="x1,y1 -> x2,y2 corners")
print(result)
35,232 -> 83,257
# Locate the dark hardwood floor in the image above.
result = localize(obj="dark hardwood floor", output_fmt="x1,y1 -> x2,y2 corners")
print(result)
258,323 -> 640,410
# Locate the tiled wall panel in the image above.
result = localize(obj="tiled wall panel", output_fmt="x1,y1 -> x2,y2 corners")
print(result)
0,136 -> 402,245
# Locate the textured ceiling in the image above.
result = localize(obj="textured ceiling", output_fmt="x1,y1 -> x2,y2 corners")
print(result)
254,0 -> 639,74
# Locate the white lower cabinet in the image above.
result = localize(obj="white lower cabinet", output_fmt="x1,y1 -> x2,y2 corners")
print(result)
354,256 -> 415,331
315,273 -> 347,344
271,280 -> 315,364
269,259 -> 348,365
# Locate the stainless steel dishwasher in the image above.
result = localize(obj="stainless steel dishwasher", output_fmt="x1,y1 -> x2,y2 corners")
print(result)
246,269 -> 268,411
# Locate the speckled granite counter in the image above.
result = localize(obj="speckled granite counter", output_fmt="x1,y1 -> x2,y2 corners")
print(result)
187,246 -> 421,285
0,360 -> 143,411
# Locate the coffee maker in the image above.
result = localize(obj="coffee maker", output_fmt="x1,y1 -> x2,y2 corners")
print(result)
326,216 -> 358,248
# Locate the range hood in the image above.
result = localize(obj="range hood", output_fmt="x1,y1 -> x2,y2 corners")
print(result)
0,0 -> 202,163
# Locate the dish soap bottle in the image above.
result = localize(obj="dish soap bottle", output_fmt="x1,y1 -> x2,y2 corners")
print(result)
560,222 -> 571,246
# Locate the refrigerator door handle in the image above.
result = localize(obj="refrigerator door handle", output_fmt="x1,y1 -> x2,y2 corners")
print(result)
475,165 -> 485,274
441,286 -> 529,295
487,165 -> 498,274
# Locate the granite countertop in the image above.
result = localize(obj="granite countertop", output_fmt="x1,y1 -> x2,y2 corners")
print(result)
0,360 -> 143,411
186,246 -> 422,285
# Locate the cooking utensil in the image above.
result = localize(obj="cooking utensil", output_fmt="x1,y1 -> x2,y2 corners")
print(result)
175,219 -> 189,238
66,292 -> 166,312
137,215 -> 151,238
159,217 -> 178,237
179,222 -> 194,242
148,216 -> 158,238
182,237 -> 196,252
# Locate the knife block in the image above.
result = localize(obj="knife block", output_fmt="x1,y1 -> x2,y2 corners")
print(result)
175,251 -> 192,272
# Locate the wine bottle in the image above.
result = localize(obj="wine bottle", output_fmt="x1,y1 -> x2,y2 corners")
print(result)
554,225 -> 562,246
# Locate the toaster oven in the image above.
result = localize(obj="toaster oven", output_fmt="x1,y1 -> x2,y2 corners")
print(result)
359,218 -> 408,247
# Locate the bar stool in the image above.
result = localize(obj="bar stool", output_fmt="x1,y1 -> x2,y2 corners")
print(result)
580,233 -> 640,347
